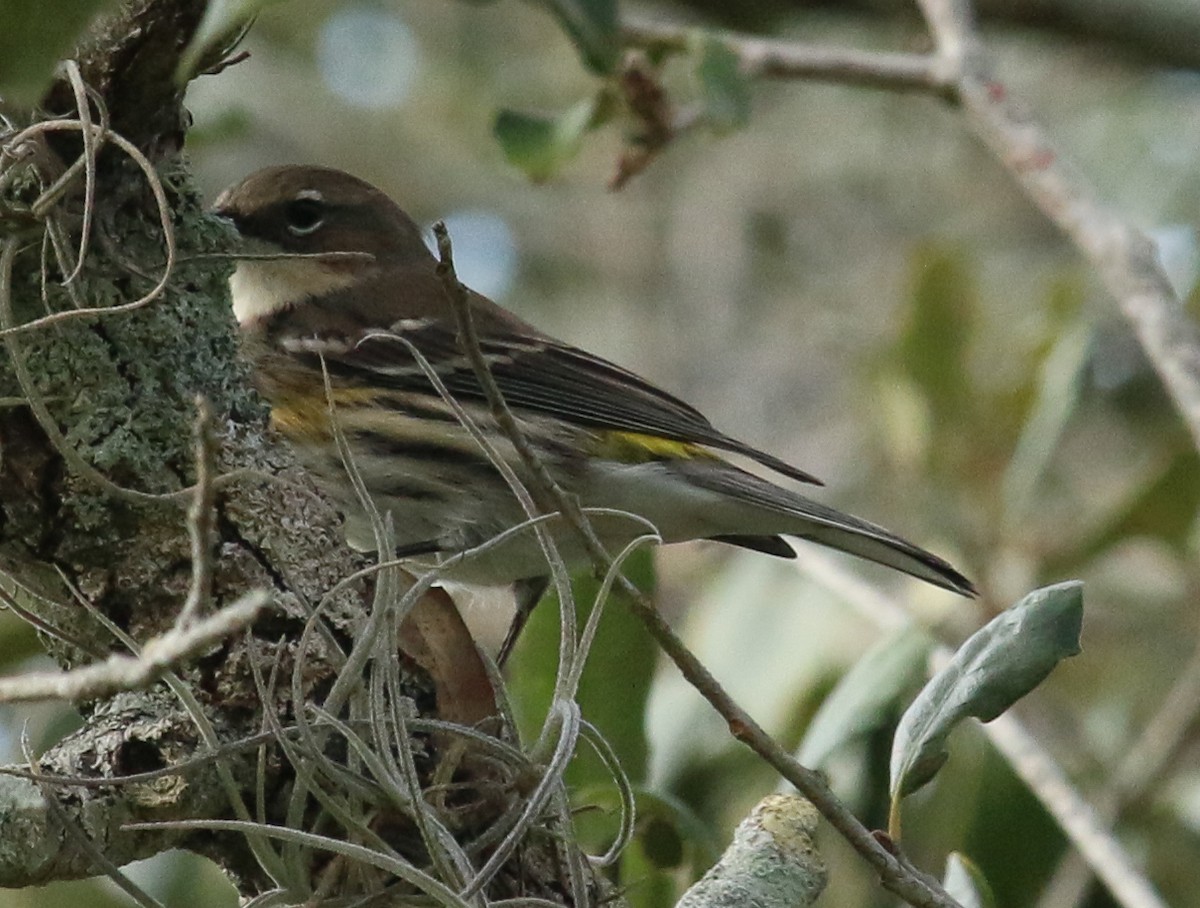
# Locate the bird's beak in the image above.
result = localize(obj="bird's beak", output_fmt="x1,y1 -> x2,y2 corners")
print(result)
208,189 -> 241,231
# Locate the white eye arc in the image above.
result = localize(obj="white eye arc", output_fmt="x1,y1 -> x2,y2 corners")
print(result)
284,190 -> 325,236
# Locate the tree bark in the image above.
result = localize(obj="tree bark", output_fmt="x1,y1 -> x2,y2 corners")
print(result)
0,2 -> 596,902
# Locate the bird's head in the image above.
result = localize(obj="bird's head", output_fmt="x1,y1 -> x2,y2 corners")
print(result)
212,165 -> 433,327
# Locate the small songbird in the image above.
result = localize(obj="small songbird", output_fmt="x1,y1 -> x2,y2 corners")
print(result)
213,165 -> 973,652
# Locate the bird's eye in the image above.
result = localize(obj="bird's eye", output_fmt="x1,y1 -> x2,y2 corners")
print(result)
283,196 -> 325,236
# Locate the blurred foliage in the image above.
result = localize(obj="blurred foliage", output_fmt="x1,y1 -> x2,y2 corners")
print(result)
693,35 -> 753,133
493,97 -> 606,182
508,547 -> 658,786
0,0 -> 118,103
6,0 -> 1200,906
943,852 -> 997,908
0,611 -> 42,671
797,625 -> 932,771
536,0 -> 620,74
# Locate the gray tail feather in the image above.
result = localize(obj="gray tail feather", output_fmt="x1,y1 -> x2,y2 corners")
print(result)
708,534 -> 797,559
678,461 -> 976,597
786,515 -> 975,596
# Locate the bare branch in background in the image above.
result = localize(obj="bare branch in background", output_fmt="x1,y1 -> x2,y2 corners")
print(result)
628,4 -> 1200,458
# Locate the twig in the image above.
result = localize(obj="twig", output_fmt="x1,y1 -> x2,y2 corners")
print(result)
200,49 -> 251,77
178,397 -> 219,627
0,591 -> 268,703
622,18 -> 950,95
609,52 -> 676,192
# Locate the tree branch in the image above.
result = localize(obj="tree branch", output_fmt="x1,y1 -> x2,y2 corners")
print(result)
624,17 -> 951,95
624,4 -> 1200,458
677,795 -> 826,908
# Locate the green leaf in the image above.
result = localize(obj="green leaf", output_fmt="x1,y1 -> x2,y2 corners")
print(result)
898,247 -> 976,426
889,582 -> 1083,806
797,626 -> 933,769
943,853 -> 997,908
1002,320 -> 1092,522
507,549 -> 657,786
622,831 -> 683,908
536,0 -> 620,74
0,0 -> 119,105
614,787 -> 720,908
493,98 -> 599,182
694,34 -> 751,133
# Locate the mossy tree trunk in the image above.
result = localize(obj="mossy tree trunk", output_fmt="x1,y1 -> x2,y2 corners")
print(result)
0,3 -> 593,902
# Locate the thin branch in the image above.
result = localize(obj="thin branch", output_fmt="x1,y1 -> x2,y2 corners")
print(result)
0,591 -> 268,704
178,396 -> 219,627
622,18 -> 950,95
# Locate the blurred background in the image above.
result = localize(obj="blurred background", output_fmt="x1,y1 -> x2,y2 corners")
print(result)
4,1 -> 1200,905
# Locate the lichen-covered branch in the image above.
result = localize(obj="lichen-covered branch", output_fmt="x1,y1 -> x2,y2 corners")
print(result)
676,795 -> 826,908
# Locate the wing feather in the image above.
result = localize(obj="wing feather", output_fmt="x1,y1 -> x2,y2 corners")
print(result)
302,319 -> 822,485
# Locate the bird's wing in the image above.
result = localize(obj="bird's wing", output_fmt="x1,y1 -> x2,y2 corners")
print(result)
294,317 -> 822,486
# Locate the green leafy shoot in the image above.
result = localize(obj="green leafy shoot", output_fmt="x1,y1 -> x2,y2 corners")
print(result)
493,97 -> 601,182
888,581 -> 1083,836
693,33 -> 751,133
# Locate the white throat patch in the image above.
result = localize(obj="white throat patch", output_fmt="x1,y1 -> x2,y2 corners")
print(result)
228,259 -> 358,326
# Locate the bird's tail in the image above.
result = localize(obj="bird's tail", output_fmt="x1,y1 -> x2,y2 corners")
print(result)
675,460 -> 975,596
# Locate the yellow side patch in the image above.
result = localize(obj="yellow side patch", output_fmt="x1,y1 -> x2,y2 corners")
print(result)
269,387 -> 379,442
596,430 -> 717,464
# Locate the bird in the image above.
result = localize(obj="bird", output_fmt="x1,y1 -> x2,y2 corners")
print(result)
212,165 -> 974,656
